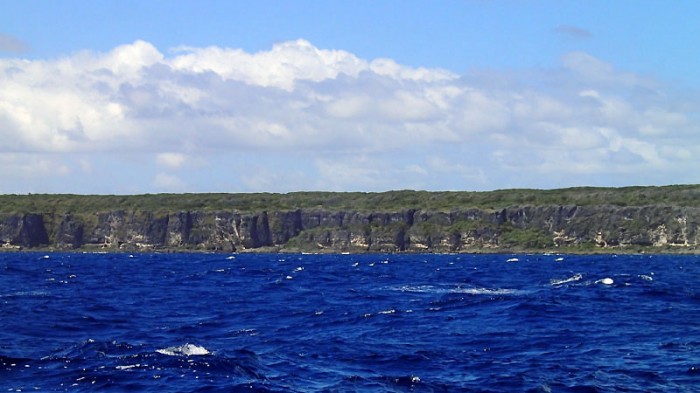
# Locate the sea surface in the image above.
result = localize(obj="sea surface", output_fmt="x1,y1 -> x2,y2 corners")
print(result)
1,252 -> 699,392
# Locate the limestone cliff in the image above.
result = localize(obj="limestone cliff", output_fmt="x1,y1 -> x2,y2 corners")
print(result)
2,203 -> 700,252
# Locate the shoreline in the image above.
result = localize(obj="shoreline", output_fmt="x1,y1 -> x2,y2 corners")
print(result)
3,244 -> 699,256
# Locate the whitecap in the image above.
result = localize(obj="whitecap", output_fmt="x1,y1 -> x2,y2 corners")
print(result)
226,256 -> 236,260
392,284 -> 522,296
506,257 -> 519,262
449,287 -> 522,295
115,364 -> 140,370
639,274 -> 653,281
394,285 -> 437,293
554,257 -> 564,262
550,273 -> 583,286
595,277 -> 614,285
156,343 -> 210,356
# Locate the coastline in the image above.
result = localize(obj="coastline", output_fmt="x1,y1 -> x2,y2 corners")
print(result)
3,244 -> 699,256
4,187 -> 700,254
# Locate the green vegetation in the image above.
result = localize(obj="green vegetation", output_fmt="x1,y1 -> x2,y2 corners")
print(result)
3,185 -> 700,253
499,225 -> 553,249
1,184 -> 699,215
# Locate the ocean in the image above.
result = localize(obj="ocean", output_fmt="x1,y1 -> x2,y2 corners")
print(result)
1,252 -> 699,392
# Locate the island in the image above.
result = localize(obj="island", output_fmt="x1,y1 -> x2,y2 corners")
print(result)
2,185 -> 700,253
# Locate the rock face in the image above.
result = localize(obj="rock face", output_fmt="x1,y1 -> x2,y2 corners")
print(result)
2,204 -> 700,252
0,214 -> 49,249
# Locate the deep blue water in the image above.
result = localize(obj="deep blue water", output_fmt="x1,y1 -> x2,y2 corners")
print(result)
1,252 -> 700,392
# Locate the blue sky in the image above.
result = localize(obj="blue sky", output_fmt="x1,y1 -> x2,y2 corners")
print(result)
1,1 -> 699,194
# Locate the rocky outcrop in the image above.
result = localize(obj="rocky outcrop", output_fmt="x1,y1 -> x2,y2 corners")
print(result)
1,204 -> 700,252
0,214 -> 49,249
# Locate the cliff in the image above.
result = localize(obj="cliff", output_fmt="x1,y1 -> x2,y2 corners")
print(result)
2,190 -> 700,253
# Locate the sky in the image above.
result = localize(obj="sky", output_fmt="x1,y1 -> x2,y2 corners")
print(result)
1,0 -> 699,194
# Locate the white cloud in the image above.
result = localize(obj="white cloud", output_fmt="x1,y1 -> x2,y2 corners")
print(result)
170,39 -> 368,91
0,39 -> 698,192
156,152 -> 186,169
369,58 -> 456,82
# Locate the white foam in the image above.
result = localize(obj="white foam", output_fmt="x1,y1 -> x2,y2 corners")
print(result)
506,257 -> 519,262
550,273 -> 583,286
395,285 -> 435,293
449,287 -> 521,295
115,364 -> 140,370
156,343 -> 210,356
393,284 -> 522,296
554,257 -> 564,262
596,277 -> 614,285
226,256 -> 236,260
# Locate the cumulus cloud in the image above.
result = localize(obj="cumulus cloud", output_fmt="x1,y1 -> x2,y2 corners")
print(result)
0,39 -> 698,192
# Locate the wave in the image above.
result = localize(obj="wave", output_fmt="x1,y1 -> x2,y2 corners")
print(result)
550,273 -> 583,286
3,252 -> 699,392
391,284 -> 524,296
449,287 -> 523,295
0,290 -> 50,298
2,339 -> 271,391
155,343 -> 210,356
